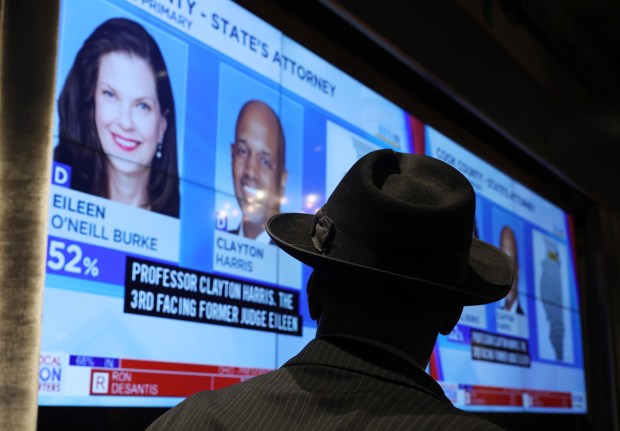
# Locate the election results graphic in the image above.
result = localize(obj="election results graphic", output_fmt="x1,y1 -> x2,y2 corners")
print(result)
426,127 -> 586,413
40,0 -> 586,414
41,0 -> 408,407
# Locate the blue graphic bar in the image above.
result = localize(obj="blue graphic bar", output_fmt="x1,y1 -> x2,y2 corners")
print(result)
70,355 -> 119,368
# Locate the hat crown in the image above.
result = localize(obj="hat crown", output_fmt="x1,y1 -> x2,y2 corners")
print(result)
266,148 -> 514,305
318,150 -> 475,286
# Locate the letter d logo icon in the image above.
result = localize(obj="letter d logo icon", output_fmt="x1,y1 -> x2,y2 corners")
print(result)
216,213 -> 227,231
52,162 -> 71,187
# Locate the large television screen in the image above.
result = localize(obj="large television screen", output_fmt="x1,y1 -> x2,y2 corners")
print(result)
40,0 -> 586,414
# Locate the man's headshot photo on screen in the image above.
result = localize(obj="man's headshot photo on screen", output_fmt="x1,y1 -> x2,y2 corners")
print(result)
230,100 -> 287,242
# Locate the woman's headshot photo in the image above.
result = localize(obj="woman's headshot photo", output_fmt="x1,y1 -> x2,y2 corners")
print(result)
54,17 -> 180,218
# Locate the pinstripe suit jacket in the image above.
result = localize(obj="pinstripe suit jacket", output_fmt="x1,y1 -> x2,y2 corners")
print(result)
147,337 -> 504,430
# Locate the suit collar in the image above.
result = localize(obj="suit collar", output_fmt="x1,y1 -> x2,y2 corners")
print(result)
283,336 -> 449,403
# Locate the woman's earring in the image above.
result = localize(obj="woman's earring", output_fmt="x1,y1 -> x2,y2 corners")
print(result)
156,141 -> 163,159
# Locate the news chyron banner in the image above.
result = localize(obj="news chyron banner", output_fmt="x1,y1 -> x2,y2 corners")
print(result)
425,127 -> 586,413
40,0 -> 410,406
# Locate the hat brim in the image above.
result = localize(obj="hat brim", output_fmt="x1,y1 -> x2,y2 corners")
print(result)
266,213 -> 514,306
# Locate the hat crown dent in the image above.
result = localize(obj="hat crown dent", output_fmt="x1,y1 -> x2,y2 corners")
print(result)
324,150 -> 475,260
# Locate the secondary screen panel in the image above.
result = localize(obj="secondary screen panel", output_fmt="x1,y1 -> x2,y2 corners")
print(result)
425,128 -> 586,413
39,0 -> 586,413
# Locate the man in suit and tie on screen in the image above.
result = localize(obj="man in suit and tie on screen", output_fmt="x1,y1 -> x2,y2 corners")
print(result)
148,149 -> 513,430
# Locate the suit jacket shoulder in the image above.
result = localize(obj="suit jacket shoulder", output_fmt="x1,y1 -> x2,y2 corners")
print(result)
147,338 -> 504,430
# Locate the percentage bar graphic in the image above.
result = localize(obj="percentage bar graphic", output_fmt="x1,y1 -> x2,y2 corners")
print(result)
47,240 -> 100,277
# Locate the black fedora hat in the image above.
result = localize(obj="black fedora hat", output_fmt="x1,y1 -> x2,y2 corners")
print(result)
266,149 -> 514,305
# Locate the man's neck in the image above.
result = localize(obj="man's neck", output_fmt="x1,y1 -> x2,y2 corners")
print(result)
241,220 -> 265,239
316,317 -> 437,369
242,208 -> 279,239
319,333 -> 424,370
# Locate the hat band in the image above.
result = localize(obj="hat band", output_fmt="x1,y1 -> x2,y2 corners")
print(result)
310,209 -> 470,287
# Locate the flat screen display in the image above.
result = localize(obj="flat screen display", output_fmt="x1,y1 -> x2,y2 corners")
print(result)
39,0 -> 586,414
